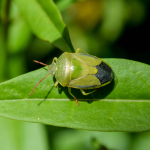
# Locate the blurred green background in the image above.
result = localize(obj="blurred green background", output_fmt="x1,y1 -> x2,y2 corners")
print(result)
0,0 -> 150,150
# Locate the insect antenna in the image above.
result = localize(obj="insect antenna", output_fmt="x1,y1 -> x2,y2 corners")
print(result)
31,73 -> 51,95
33,60 -> 49,66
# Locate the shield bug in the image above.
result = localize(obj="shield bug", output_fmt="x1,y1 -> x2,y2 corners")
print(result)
31,49 -> 113,105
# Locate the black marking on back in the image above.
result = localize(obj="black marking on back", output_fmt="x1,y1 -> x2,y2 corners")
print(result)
94,62 -> 113,84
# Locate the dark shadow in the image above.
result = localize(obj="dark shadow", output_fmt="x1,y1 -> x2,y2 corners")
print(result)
61,72 -> 118,105
86,100 -> 94,104
58,83 -> 63,94
38,85 -> 54,106
55,69 -> 118,104
93,73 -> 118,99
43,67 -> 47,71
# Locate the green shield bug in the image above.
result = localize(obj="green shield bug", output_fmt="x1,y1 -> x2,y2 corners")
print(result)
31,49 -> 113,105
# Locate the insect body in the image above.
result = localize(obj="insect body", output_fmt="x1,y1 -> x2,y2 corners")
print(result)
31,49 -> 113,105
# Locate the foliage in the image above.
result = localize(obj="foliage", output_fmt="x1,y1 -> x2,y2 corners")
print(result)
0,0 -> 150,150
0,59 -> 150,132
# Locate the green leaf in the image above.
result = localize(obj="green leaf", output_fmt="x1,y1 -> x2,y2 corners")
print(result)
0,117 -> 50,150
0,59 -> 150,131
14,0 -> 74,52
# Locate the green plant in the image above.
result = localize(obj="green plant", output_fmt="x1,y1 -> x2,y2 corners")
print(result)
0,0 -> 150,150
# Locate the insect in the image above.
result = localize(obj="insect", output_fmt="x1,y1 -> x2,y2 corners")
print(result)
31,49 -> 113,105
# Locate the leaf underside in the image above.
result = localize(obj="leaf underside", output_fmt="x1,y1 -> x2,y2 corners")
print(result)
14,0 -> 74,52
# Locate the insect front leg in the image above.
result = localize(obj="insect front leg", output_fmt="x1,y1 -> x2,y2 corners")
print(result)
54,80 -> 59,87
76,48 -> 88,54
52,57 -> 58,64
68,87 -> 79,106
80,89 -> 96,95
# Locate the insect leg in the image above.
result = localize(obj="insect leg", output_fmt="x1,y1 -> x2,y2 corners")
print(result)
80,89 -> 96,95
54,80 -> 59,87
52,57 -> 58,63
68,87 -> 79,106
76,48 -> 88,54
